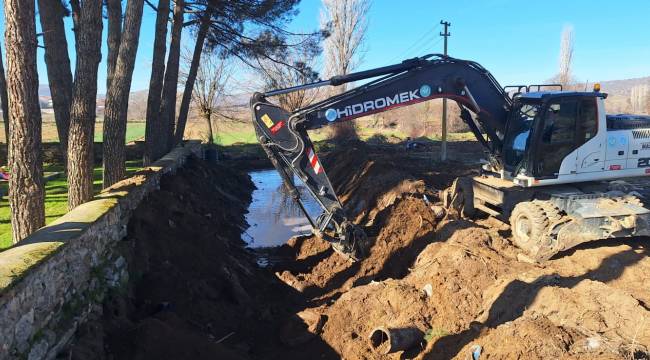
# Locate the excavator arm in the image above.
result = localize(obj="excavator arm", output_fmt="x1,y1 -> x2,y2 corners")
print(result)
250,54 -> 512,259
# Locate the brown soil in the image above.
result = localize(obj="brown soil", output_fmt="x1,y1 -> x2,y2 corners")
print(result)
65,158 -> 338,359
270,142 -> 650,359
66,141 -> 650,359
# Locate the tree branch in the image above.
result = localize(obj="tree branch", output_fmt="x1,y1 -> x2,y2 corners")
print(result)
144,0 -> 158,12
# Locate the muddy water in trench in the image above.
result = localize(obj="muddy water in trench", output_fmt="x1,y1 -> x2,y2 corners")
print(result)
244,169 -> 321,250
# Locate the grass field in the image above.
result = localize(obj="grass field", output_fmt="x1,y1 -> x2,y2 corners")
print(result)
0,160 -> 142,250
185,120 -> 476,145
0,121 -> 147,144
1,119 -> 475,146
94,122 -> 146,143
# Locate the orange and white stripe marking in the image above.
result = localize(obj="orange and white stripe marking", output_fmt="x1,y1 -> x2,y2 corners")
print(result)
306,147 -> 322,174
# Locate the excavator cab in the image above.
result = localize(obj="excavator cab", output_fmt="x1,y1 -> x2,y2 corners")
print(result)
502,98 -> 541,174
500,92 -> 604,182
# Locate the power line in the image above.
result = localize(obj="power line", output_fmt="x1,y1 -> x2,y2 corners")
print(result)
389,24 -> 441,63
427,37 -> 444,53
404,34 -> 441,58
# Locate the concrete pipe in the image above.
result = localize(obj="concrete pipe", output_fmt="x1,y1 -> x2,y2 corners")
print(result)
369,326 -> 423,354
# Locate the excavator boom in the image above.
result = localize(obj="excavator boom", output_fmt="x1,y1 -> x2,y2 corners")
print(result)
250,55 -> 512,259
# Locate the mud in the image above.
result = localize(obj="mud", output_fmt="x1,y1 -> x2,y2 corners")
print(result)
67,141 -> 649,359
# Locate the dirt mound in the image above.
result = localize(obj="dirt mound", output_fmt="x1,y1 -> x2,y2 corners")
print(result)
450,316 -> 589,360
317,219 -> 650,359
273,142 -> 438,301
320,279 -> 431,360
269,143 -> 650,359
322,141 -> 427,224
405,224 -> 530,332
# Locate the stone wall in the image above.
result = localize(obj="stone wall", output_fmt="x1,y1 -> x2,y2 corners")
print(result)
0,142 -> 201,360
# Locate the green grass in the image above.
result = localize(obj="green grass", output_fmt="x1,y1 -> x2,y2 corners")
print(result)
93,122 -> 146,143
0,161 -> 142,250
211,123 -> 475,145
214,129 -> 258,145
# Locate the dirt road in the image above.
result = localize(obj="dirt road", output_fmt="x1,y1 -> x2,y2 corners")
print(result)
67,141 -> 649,359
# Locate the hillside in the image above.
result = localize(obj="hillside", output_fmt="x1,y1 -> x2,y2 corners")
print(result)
599,76 -> 650,96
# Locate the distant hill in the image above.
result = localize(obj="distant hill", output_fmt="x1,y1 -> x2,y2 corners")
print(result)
599,77 -> 650,97
38,84 -> 51,97
34,75 -> 649,118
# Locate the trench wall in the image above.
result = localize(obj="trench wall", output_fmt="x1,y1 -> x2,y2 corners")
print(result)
0,142 -> 201,360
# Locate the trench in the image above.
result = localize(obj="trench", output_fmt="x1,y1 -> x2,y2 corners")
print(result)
63,144 -> 650,360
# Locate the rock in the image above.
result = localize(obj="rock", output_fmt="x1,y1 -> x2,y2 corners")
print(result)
114,256 -> 126,269
585,336 -> 601,351
430,205 -> 446,220
422,284 -> 433,298
297,310 -> 326,334
27,339 -> 49,360
516,253 -> 537,264
14,309 -> 34,352
275,271 -> 307,293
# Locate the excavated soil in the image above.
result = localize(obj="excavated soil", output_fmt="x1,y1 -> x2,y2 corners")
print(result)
270,141 -> 650,359
67,141 -> 650,359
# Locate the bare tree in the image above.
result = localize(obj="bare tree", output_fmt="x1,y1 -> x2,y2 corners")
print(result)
67,0 -> 103,209
557,25 -> 574,87
170,0 -> 322,145
4,0 -> 45,243
144,0 -> 171,164
256,45 -> 321,112
102,0 -> 145,188
106,0 -> 122,91
0,44 -> 9,144
159,0 -> 184,153
182,49 -> 231,144
38,0 -> 73,165
320,0 -> 370,140
631,85 -> 649,114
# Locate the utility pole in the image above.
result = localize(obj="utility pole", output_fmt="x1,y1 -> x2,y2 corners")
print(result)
440,20 -> 451,161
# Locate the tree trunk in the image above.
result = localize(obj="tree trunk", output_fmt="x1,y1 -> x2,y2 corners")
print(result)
106,0 -> 122,91
102,0 -> 145,188
330,86 -> 358,140
143,0 -> 170,165
67,0 -> 103,210
0,44 -> 9,145
4,0 -> 45,243
174,11 -> 210,145
159,0 -> 184,153
331,121 -> 358,140
38,0 -> 73,165
203,108 -> 214,144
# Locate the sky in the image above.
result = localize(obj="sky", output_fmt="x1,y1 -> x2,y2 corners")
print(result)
1,0 -> 649,94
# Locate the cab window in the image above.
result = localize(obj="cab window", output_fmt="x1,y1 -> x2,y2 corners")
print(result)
541,100 -> 577,144
578,98 -> 598,142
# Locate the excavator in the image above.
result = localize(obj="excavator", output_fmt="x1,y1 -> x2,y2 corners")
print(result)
250,54 -> 650,262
